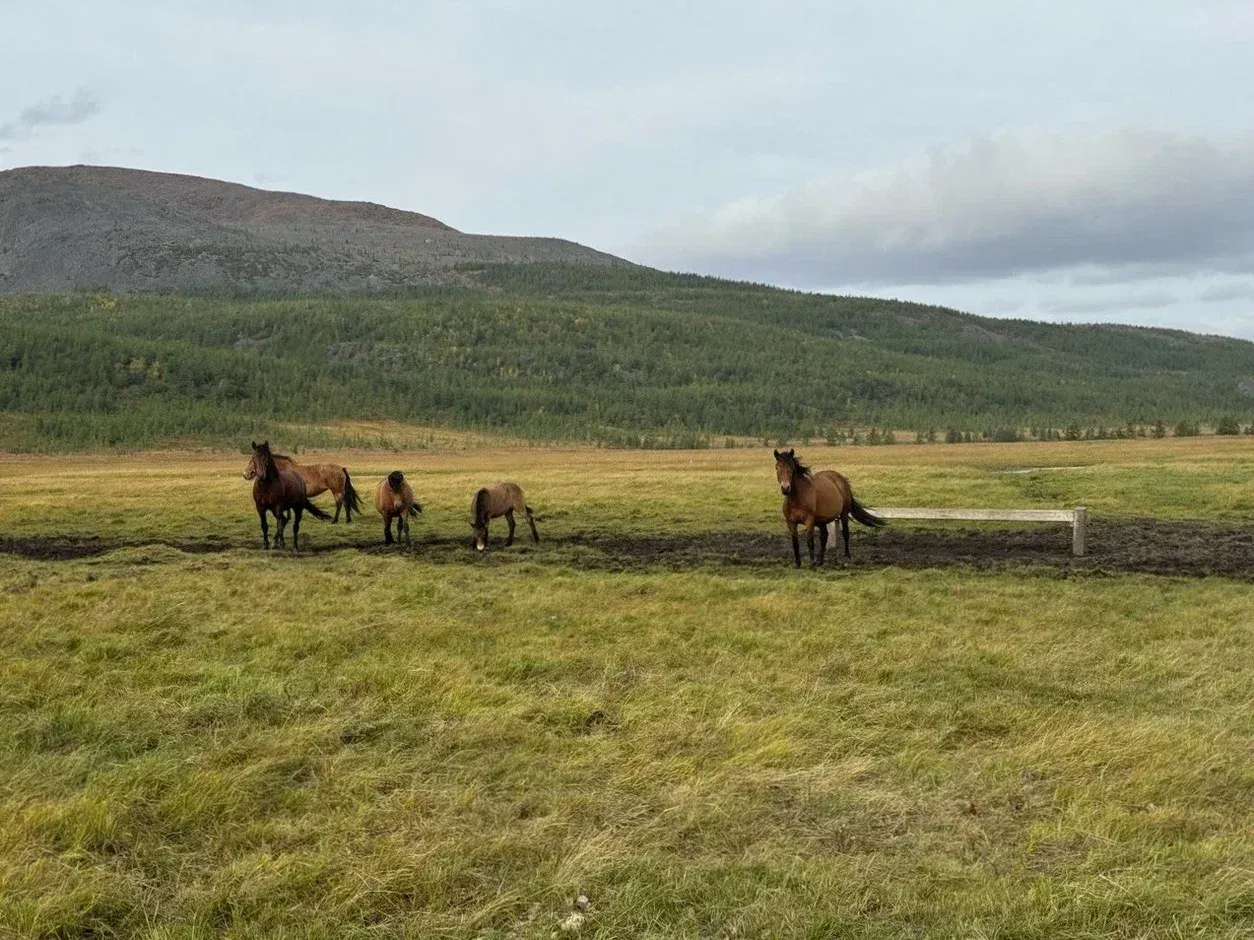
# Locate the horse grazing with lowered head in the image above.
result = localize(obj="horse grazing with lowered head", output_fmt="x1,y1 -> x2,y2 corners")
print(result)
244,441 -> 332,553
774,448 -> 884,568
244,452 -> 362,523
470,482 -> 538,552
375,471 -> 422,546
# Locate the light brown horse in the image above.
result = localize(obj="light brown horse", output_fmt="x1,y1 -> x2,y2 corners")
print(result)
375,471 -> 422,546
244,441 -> 332,552
244,452 -> 361,523
774,448 -> 884,567
470,483 -> 538,552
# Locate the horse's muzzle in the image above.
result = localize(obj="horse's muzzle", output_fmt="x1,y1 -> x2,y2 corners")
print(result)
780,485 -> 792,496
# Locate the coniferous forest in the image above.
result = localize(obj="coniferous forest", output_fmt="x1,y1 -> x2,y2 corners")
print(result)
2,263 -> 1253,450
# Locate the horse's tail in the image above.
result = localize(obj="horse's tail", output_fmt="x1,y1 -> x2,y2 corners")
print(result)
409,499 -> 422,516
341,469 -> 362,521
849,497 -> 886,528
302,499 -> 333,522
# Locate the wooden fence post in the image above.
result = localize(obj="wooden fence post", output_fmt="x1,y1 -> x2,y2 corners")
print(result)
1072,506 -> 1088,557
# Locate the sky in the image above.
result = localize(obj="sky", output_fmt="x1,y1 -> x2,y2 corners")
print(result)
3,1 -> 1253,338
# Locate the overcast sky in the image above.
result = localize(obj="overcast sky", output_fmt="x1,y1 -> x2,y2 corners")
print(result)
3,1 -> 1253,338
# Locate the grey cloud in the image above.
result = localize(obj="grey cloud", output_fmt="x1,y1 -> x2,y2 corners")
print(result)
646,128 -> 1254,287
1197,281 -> 1254,304
0,88 -> 102,141
1040,291 -> 1179,315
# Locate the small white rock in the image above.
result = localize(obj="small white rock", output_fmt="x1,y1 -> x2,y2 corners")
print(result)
559,911 -> 586,933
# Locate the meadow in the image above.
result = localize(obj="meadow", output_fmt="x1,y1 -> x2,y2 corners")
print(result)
2,436 -> 1253,938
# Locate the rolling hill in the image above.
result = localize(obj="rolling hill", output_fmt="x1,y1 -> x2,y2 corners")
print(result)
0,165 -> 624,294
1,167 -> 1253,450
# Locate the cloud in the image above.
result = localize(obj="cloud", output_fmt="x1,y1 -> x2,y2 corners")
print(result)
0,88 -> 102,141
646,127 -> 1254,287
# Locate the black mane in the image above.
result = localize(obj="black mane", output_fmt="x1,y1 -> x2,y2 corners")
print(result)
472,487 -> 488,526
387,470 -> 405,492
784,451 -> 811,478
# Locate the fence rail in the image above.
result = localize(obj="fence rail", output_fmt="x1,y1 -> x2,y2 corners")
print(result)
831,505 -> 1089,556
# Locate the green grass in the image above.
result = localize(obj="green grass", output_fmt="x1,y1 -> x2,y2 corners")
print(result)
2,440 -> 1254,937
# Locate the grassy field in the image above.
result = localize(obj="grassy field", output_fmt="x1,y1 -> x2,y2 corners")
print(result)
2,437 -> 1253,938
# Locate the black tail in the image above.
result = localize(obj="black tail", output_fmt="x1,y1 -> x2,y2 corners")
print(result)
849,498 -> 886,528
409,500 -> 422,517
302,499 -> 333,521
342,470 -> 362,521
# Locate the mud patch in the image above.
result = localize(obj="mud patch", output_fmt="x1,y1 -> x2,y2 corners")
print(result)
1,520 -> 1252,580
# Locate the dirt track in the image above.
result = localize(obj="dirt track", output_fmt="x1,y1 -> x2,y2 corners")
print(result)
2,519 -> 1253,580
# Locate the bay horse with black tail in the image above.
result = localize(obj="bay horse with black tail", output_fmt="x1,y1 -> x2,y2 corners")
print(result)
244,452 -> 362,523
470,483 -> 539,552
244,441 -> 332,552
375,471 -> 422,546
774,448 -> 884,567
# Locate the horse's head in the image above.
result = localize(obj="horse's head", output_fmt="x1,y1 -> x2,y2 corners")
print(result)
773,448 -> 807,496
387,470 -> 405,493
470,488 -> 488,552
245,441 -> 274,481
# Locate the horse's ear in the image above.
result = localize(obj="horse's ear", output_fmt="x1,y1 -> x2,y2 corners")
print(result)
773,449 -> 780,459
250,441 -> 257,449
787,448 -> 794,456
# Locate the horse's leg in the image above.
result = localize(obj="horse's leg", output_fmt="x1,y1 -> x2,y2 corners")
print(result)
806,522 -> 817,568
841,514 -> 852,561
258,507 -> 270,549
505,509 -> 516,546
292,505 -> 303,554
383,515 -> 394,545
818,522 -> 828,567
525,507 -> 540,543
276,510 -> 288,549
790,522 -> 801,568
332,494 -> 342,524
401,512 -> 411,547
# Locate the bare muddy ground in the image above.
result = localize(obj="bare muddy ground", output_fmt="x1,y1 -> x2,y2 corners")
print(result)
3,519 -> 1253,579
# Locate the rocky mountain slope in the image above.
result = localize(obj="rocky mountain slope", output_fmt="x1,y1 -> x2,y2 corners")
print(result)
0,165 -> 624,293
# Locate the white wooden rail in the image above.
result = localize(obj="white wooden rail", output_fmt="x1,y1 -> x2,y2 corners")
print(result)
830,506 -> 1089,556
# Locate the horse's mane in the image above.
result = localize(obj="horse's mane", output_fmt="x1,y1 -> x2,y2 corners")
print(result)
387,470 -> 405,493
253,442 -> 278,481
473,487 -> 488,526
786,452 -> 812,478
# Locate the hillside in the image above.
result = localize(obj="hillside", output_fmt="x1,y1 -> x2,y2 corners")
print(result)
3,263 -> 1253,450
0,165 -> 624,294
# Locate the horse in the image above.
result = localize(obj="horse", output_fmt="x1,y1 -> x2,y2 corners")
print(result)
470,483 -> 539,552
375,471 -> 422,546
774,448 -> 884,567
244,441 -> 332,552
243,452 -> 361,523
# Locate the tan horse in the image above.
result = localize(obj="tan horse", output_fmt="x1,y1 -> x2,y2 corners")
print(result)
374,471 -> 422,546
244,452 -> 361,523
774,448 -> 884,567
244,441 -> 332,553
470,483 -> 539,552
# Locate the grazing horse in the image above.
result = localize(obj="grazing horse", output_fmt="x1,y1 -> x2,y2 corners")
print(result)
244,441 -> 332,552
470,482 -> 539,552
374,471 -> 422,546
244,452 -> 362,523
774,448 -> 884,567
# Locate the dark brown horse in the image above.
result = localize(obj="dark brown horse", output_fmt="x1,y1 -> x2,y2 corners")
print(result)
244,441 -> 332,552
244,452 -> 362,523
470,482 -> 539,552
774,448 -> 884,567
375,471 -> 422,546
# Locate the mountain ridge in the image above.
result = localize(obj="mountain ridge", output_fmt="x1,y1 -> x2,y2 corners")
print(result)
0,164 -> 625,294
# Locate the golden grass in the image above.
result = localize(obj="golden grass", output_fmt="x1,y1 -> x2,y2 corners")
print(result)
1,437 -> 1253,937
